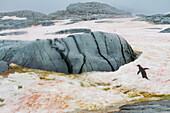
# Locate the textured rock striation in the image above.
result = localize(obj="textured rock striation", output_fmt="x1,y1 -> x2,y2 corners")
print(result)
0,32 -> 138,74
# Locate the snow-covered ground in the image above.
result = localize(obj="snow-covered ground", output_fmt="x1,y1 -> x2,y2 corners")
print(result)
0,18 -> 170,112
1,16 -> 27,20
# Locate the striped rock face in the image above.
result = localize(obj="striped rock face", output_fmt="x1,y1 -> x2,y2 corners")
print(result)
0,31 -> 138,74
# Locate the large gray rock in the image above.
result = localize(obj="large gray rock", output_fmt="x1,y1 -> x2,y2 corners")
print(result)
0,32 -> 138,74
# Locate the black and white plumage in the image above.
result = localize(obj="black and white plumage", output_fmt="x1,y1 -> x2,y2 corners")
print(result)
137,64 -> 150,80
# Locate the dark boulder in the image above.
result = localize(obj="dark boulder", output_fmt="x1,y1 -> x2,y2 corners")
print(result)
0,32 -> 138,74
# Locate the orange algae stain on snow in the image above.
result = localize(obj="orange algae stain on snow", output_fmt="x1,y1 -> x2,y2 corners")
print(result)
16,93 -> 41,111
37,80 -> 61,86
15,91 -> 71,112
38,82 -> 44,85
163,63 -> 167,67
164,79 -> 170,82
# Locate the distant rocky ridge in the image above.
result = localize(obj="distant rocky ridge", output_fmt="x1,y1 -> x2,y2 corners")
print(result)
0,2 -> 132,31
0,2 -> 132,21
0,10 -> 48,20
135,14 -> 170,24
0,31 -> 138,74
67,2 -> 129,15
0,10 -> 53,31
0,19 -> 54,31
0,31 -> 27,36
49,2 -> 132,20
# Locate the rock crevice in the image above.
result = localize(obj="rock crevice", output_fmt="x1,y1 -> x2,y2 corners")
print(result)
116,34 -> 127,64
91,32 -> 115,71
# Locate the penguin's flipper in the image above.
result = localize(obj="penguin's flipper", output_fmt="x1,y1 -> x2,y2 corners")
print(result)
137,70 -> 140,75
144,68 -> 149,70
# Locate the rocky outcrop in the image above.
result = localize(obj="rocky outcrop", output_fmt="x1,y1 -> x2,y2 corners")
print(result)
0,31 -> 138,74
66,2 -> 130,15
160,28 -> 170,33
0,10 -> 54,31
0,2 -> 131,31
46,28 -> 91,35
114,99 -> 170,113
0,10 -> 47,20
135,14 -> 170,24
0,31 -> 27,36
0,19 -> 55,31
49,2 -> 132,20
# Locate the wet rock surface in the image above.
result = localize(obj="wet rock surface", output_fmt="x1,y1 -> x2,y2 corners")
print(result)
0,31 -> 138,74
0,31 -> 27,36
113,99 -> 170,113
160,28 -> 170,33
135,14 -> 170,24
46,28 -> 91,35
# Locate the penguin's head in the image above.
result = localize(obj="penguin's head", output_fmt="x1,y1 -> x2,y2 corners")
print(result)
136,64 -> 140,67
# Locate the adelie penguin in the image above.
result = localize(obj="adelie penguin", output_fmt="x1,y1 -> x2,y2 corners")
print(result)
137,64 -> 150,80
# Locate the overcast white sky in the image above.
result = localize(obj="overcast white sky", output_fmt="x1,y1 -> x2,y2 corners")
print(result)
0,0 -> 170,15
